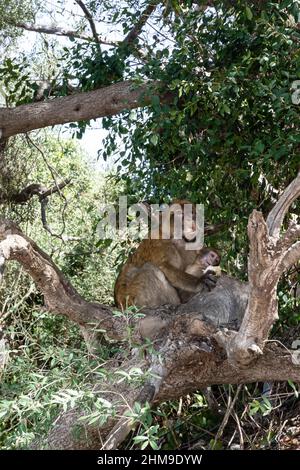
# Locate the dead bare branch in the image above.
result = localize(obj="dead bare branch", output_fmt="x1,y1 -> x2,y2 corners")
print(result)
280,241 -> 300,273
0,179 -> 71,205
218,172 -> 300,368
267,172 -> 300,238
0,220 -> 125,343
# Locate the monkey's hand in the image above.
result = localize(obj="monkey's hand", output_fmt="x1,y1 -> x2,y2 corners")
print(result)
204,265 -> 222,277
202,266 -> 221,290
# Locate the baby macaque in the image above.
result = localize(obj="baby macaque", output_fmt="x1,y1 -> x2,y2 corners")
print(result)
180,247 -> 221,303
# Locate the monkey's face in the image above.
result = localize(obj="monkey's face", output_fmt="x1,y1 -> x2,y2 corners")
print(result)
200,248 -> 220,267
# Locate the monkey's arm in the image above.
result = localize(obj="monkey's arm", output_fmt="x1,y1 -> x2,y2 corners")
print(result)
159,262 -> 203,292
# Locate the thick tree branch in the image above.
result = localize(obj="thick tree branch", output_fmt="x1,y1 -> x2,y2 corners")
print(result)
280,241 -> 300,273
267,172 -> 300,238
0,220 -> 126,342
0,179 -> 71,204
0,80 -> 160,139
31,338 -> 300,450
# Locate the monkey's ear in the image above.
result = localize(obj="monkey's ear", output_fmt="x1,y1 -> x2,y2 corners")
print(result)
204,222 -> 229,236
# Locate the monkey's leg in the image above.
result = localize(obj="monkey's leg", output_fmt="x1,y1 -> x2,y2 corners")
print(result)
159,262 -> 204,292
129,262 -> 181,308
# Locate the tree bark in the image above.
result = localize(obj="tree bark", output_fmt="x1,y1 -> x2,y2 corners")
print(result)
216,172 -> 300,367
0,80 -> 160,139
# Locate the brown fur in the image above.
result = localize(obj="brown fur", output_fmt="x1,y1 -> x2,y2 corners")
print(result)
180,248 -> 221,303
114,200 -> 220,309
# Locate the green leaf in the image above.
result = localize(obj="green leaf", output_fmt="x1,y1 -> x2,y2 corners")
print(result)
151,95 -> 160,109
133,435 -> 148,443
141,440 -> 149,450
150,135 -> 158,146
150,440 -> 160,450
245,6 -> 253,20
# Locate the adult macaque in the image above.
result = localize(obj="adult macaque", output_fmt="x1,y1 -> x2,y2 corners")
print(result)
114,200 -> 221,309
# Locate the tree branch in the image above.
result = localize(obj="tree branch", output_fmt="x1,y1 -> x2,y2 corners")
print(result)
122,0 -> 160,47
9,21 -> 117,46
0,179 -> 71,204
280,241 -> 300,273
74,0 -> 101,49
0,220 -> 126,343
217,171 -> 300,367
266,172 -> 300,238
31,338 -> 300,450
0,80 -> 161,139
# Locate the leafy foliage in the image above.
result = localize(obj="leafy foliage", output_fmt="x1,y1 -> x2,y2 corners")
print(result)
0,0 -> 35,46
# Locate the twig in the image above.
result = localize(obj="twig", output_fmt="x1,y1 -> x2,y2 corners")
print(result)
232,410 -> 244,449
212,385 -> 242,447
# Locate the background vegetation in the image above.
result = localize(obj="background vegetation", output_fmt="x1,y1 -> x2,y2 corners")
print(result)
0,0 -> 300,449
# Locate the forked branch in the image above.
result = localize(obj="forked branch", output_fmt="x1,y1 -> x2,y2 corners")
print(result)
218,171 -> 300,367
